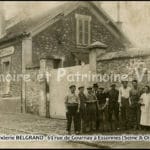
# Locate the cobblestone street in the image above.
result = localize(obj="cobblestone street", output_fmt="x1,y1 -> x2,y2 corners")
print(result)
0,112 -> 150,148
0,113 -> 66,135
0,112 -> 98,148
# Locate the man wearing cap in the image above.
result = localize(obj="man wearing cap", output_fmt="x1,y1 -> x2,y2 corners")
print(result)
129,79 -> 141,130
107,84 -> 119,131
93,83 -> 99,96
97,87 -> 108,131
86,86 -> 98,132
118,80 -> 131,130
65,85 -> 80,134
78,86 -> 87,133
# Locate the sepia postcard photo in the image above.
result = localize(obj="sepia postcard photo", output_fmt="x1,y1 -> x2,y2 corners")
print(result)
0,1 -> 150,149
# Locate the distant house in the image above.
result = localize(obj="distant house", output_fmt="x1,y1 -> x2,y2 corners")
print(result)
0,1 -> 132,100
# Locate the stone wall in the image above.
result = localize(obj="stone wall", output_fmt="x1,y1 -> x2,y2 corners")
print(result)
0,42 -> 22,97
25,67 -> 40,115
97,56 -> 150,90
25,62 -> 93,118
9,43 -> 22,97
32,6 -> 125,67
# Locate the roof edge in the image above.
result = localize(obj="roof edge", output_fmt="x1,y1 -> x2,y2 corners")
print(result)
0,32 -> 30,46
89,2 -> 133,48
97,49 -> 150,62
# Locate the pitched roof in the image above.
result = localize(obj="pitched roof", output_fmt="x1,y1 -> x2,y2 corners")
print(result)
97,48 -> 150,61
0,1 -> 132,47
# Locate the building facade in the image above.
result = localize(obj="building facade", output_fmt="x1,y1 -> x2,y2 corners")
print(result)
0,2 -> 132,114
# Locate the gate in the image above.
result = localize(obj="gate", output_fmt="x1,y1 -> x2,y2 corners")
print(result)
49,64 -> 91,119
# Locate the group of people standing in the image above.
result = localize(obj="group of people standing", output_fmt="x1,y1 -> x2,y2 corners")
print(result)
65,80 -> 150,134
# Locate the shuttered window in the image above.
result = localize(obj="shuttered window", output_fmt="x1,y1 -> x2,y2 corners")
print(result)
75,14 -> 91,46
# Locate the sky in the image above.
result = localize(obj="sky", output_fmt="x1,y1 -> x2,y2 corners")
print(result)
101,1 -> 150,48
1,1 -> 150,48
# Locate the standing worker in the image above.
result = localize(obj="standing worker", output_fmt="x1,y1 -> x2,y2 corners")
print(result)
93,83 -> 100,131
78,86 -> 87,133
86,87 -> 98,132
118,80 -> 131,130
97,87 -> 108,131
139,85 -> 150,130
107,84 -> 119,131
65,85 -> 80,135
130,80 -> 141,130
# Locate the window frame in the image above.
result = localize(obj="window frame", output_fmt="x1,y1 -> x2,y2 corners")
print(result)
1,56 -> 11,94
1,56 -> 11,73
75,14 -> 91,46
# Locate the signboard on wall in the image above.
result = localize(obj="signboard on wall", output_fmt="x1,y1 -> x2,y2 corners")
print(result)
0,46 -> 14,58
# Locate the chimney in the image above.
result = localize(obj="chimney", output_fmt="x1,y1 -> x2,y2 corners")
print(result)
0,2 -> 5,38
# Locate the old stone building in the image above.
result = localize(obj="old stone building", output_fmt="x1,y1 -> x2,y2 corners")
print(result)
0,2 -> 132,114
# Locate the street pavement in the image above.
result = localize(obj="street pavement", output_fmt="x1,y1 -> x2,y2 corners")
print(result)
0,113 -> 66,135
0,112 -> 150,148
0,112 -> 98,148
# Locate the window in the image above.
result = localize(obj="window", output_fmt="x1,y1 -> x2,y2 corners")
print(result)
3,61 -> 10,73
75,14 -> 91,46
1,57 -> 11,73
53,59 -> 61,69
1,57 -> 11,94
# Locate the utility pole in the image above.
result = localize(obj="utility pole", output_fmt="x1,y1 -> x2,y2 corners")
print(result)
117,1 -> 120,22
116,1 -> 122,29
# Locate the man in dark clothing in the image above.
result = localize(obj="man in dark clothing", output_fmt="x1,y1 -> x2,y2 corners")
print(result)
129,80 -> 141,130
107,84 -> 119,131
78,86 -> 87,133
97,87 -> 108,131
93,83 -> 99,131
93,83 -> 99,96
